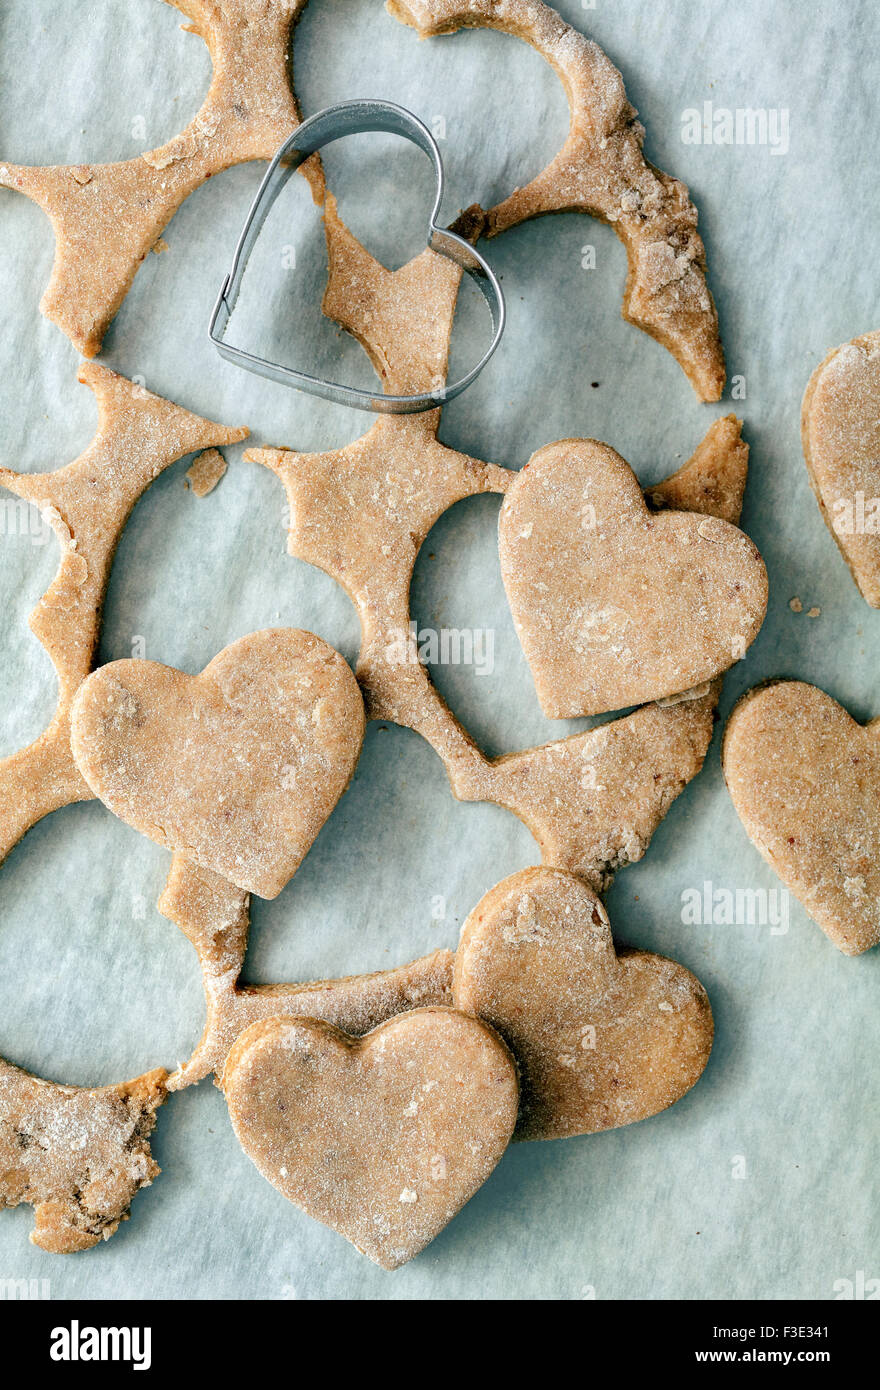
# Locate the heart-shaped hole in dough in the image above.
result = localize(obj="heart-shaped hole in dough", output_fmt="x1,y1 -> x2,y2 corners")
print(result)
0,803 -> 201,1085
0,0 -> 209,166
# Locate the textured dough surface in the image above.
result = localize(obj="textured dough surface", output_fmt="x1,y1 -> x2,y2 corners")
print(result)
0,1061 -> 166,1253
802,330 -> 880,607
454,868 -> 713,1140
499,439 -> 767,717
723,681 -> 880,955
222,1008 -> 518,1269
70,629 -> 365,898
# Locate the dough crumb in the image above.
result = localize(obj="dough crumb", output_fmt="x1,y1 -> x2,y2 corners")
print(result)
186,449 -> 228,498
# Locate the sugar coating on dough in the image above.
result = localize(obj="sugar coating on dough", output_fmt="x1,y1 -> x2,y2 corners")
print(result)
0,364 -> 247,870
723,680 -> 880,955
0,1061 -> 166,1253
387,0 -> 725,400
158,855 -> 455,1090
222,1008 -> 518,1269
498,439 -> 767,717
454,868 -> 713,1140
802,330 -> 880,607
70,630 -> 365,899
0,0 -> 322,355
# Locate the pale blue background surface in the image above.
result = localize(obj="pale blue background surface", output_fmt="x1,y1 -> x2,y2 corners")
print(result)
0,0 -> 877,1299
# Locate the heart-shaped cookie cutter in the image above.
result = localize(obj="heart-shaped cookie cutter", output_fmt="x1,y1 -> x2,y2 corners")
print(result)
209,99 -> 506,414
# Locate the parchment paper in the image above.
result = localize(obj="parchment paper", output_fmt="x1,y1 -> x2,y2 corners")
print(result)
0,0 -> 877,1300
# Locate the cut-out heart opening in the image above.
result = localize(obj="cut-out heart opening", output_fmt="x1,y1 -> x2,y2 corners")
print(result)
410,492 -> 600,757
246,720 -> 537,983
437,212 -> 707,466
295,0 -> 568,226
0,0 -> 209,166
99,442 -> 361,674
0,246 -> 99,467
0,802 -> 202,1086
102,165 -> 368,455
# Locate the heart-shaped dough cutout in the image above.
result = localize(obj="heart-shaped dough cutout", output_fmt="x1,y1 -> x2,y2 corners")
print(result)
222,1008 -> 518,1269
723,680 -> 880,955
499,440 -> 767,717
70,629 -> 365,898
802,330 -> 880,607
454,868 -> 713,1140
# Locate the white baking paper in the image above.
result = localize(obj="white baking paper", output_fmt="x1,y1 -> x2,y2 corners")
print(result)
0,0 -> 877,1300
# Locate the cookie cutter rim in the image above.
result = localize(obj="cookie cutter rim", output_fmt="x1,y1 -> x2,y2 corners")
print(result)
209,99 -> 506,414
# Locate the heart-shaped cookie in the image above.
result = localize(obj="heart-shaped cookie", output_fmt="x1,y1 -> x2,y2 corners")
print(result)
498,440 -> 767,717
70,629 -> 365,898
723,680 -> 880,955
222,1008 -> 518,1269
454,868 -> 713,1140
802,330 -> 880,607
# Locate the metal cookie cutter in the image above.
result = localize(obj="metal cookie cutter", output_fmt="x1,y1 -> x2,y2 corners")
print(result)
209,99 -> 506,414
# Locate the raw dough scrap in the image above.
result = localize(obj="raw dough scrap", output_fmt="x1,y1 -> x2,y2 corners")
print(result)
252,204 -> 751,887
158,854 -> 455,1089
723,680 -> 880,956
0,0 -> 322,355
387,0 -> 725,400
0,1059 -> 166,1253
186,447 -> 228,497
454,867 -> 714,1140
498,437 -> 767,717
802,330 -> 880,607
0,363 -> 247,868
222,1007 -> 518,1268
70,630 -> 365,899
647,413 -> 749,524
457,689 -> 718,891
